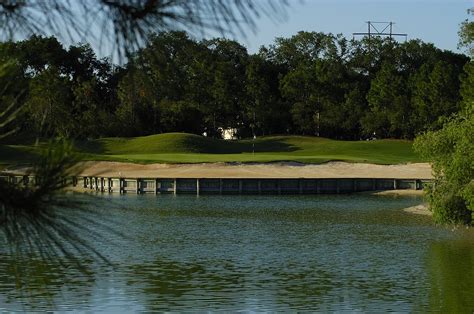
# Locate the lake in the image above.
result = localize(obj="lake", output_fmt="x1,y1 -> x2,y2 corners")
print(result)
1,194 -> 473,312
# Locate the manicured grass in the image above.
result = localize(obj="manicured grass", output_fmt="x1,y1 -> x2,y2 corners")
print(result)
81,133 -> 420,164
0,133 -> 422,166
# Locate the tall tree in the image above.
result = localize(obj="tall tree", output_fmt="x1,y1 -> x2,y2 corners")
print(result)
206,38 -> 249,134
26,67 -> 73,138
364,62 -> 411,138
246,53 -> 289,135
116,66 -> 158,136
414,9 -> 474,225
410,61 -> 462,130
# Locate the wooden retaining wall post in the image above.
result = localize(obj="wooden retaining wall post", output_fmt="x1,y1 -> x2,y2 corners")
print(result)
16,174 -> 431,195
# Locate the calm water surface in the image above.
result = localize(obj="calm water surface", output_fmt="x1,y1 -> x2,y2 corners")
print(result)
1,194 -> 473,312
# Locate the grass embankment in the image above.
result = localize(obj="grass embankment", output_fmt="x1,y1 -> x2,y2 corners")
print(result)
0,133 -> 421,166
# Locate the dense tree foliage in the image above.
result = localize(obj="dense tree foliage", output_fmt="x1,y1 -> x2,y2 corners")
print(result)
414,11 -> 473,225
414,103 -> 473,225
0,31 -> 469,141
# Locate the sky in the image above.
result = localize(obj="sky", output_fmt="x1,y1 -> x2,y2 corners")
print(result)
23,0 -> 472,61
222,0 -> 473,54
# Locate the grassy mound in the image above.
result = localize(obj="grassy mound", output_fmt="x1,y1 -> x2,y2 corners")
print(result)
79,133 -> 419,164
77,133 -> 297,155
77,133 -> 247,154
1,133 -> 422,165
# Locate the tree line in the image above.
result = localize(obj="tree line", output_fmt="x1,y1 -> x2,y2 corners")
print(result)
0,31 -> 469,140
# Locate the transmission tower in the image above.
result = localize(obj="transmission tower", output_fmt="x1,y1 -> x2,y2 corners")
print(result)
353,21 -> 407,41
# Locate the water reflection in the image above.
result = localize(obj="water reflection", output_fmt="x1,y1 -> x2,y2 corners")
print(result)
127,257 -> 336,311
0,194 -> 472,312
424,233 -> 474,313
0,255 -> 96,311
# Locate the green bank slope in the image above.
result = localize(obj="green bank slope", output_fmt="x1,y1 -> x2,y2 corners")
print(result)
77,133 -> 422,164
0,133 -> 421,166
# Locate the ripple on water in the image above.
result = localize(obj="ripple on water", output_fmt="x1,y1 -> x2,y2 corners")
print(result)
1,194 -> 473,312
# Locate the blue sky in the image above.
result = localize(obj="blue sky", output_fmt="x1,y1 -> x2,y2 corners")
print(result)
224,0 -> 473,54
52,0 -> 473,61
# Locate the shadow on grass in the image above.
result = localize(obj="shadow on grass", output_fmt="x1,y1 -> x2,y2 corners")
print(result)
75,136 -> 299,155
73,139 -> 106,154
183,137 -> 299,154
0,145 -> 39,167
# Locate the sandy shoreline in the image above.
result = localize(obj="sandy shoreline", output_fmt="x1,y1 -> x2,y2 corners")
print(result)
58,161 -> 433,179
372,190 -> 425,196
402,204 -> 431,216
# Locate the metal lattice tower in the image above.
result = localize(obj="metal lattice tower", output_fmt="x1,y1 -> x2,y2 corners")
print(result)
353,21 -> 407,41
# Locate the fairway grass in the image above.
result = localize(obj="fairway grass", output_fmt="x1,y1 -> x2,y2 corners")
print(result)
0,133 -> 422,166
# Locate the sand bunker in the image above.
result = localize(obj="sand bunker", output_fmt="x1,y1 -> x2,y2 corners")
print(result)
74,161 -> 433,179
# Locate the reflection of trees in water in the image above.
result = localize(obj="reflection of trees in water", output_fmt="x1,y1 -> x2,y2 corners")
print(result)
423,239 -> 474,312
271,264 -> 334,310
126,258 -> 337,311
0,254 -> 95,311
127,258 -> 244,311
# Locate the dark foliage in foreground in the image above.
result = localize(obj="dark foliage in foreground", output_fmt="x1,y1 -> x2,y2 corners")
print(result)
0,0 -> 290,293
0,62 -> 118,278
0,141 -> 117,269
0,0 -> 288,60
